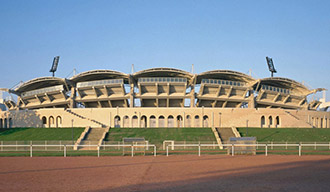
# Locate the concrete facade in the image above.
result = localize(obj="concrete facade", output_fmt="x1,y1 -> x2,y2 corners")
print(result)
0,107 -> 329,128
0,67 -> 329,129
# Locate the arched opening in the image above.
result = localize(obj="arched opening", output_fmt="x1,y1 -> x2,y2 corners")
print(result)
49,116 -> 54,128
132,116 -> 138,127
56,116 -> 62,128
268,116 -> 273,128
114,116 -> 121,128
42,116 -> 47,127
203,115 -> 209,127
141,116 -> 147,128
186,115 -> 191,127
177,115 -> 183,127
261,116 -> 265,128
0,118 -> 2,128
168,115 -> 174,127
320,118 -> 323,128
194,115 -> 200,127
158,116 -> 165,127
325,118 -> 328,128
276,116 -> 280,128
311,117 -> 315,127
150,115 -> 156,127
4,118 -> 7,128
315,118 -> 319,128
123,116 -> 129,127
8,118 -> 12,128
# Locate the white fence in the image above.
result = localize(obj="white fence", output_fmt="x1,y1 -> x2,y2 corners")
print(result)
0,144 -> 156,157
1,142 -> 330,157
165,143 -> 330,157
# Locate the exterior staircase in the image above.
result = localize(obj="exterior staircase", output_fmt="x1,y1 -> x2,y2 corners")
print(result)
64,109 -> 107,128
76,128 -> 108,150
285,111 -> 313,127
216,128 -> 236,145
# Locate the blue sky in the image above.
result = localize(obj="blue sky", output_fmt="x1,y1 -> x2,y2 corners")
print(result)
0,0 -> 329,101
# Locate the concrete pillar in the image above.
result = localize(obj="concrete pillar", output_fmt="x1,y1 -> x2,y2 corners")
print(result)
69,87 -> 76,108
183,112 -> 186,127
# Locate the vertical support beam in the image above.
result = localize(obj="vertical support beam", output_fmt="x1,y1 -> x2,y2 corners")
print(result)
129,77 -> 134,108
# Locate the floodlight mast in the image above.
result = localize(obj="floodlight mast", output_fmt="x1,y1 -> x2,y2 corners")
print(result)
49,56 -> 60,77
266,56 -> 277,77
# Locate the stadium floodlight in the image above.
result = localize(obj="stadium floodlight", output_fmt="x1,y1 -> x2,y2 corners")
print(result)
50,56 -> 60,77
266,56 -> 277,77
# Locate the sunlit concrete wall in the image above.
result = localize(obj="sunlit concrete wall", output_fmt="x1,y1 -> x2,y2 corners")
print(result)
1,108 -> 329,129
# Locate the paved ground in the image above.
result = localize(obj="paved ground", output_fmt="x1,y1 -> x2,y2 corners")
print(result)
0,155 -> 330,192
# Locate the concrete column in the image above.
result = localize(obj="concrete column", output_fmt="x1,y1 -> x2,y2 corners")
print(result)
156,116 -> 159,128
129,82 -> 134,108
69,87 -> 76,108
147,117 -> 150,128
138,112 -> 141,128
183,112 -> 186,127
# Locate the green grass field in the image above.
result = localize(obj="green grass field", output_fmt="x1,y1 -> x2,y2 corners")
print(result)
0,128 -> 84,141
105,128 -> 216,146
237,128 -> 330,142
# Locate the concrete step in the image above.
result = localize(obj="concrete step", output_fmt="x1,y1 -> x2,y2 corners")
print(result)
217,128 -> 236,144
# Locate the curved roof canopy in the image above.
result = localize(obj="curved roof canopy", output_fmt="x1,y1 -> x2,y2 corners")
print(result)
15,77 -> 68,93
133,68 -> 193,80
197,70 -> 256,84
70,70 -> 129,83
259,77 -> 310,95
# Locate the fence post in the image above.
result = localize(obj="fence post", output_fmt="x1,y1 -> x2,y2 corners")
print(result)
299,143 -> 301,156
30,144 -> 33,157
60,140 -> 62,150
154,146 -> 156,157
271,141 -> 273,150
131,144 -> 134,157
198,144 -> 201,156
1,141 -> 3,151
232,144 -> 234,156
16,141 -> 18,151
45,140 -> 47,151
98,145 -> 100,157
286,142 -> 288,150
64,145 -> 66,157
265,144 -> 268,156
256,141 -> 258,149
166,145 -> 169,157
314,142 -> 316,150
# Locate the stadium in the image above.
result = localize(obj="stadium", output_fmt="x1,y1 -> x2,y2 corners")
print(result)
0,67 -> 329,130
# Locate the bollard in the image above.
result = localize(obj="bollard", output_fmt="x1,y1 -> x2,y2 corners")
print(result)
64,145 -> 66,157
299,144 -> 302,156
265,144 -> 268,156
154,146 -> 157,156
166,145 -> 169,157
97,145 -> 100,157
198,144 -> 201,156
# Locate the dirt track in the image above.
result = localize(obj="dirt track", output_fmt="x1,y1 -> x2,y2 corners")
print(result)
0,155 -> 330,192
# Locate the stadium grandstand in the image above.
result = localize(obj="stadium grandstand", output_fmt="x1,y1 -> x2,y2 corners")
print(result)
0,67 -> 329,129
